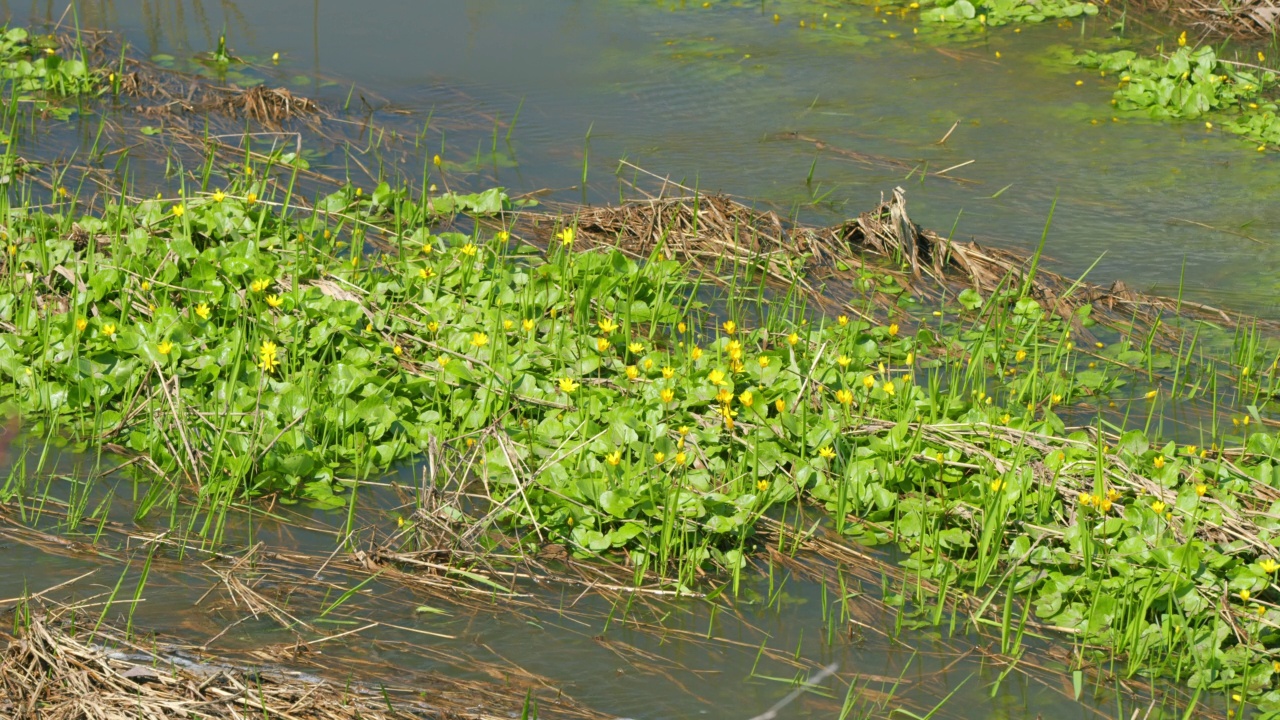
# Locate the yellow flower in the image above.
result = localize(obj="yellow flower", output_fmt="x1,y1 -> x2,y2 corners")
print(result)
905,352 -> 914,365
75,317 -> 88,332
990,479 -> 1004,492
195,303 -> 211,319
427,321 -> 440,333
788,332 -> 799,346
643,357 -> 653,371
1261,559 -> 1280,574
1151,500 -> 1166,514
460,243 -> 478,257
157,340 -> 174,356
691,346 -> 703,360
888,323 -> 899,337
393,344 -> 403,356
522,318 -> 535,332
758,356 -> 770,368
1078,492 -> 1092,506
883,380 -> 896,396
835,389 -> 853,406
675,452 -> 687,465
140,280 -> 151,292
708,369 -> 727,386
677,322 -> 687,333
1195,483 -> 1207,496
1177,30 -> 1187,46
171,204 -> 185,218
556,227 -> 576,246
597,337 -> 611,352
775,398 -> 786,413
258,340 -> 278,373
818,446 -> 836,460
421,242 -> 433,254
102,323 -> 116,337
1099,497 -> 1113,513
496,231 -> 510,242
662,366 -> 675,379
605,450 -> 622,467
625,365 -> 640,381
660,388 -> 675,403
757,479 -> 770,492
837,355 -> 851,368
57,186 -> 68,198
470,332 -> 489,348
250,278 -> 270,293
5,244 -> 14,256
598,318 -> 618,334
438,355 -> 451,367
1240,589 -> 1252,602
677,425 -> 689,436
655,452 -> 666,464
246,192 -> 258,205
1153,455 -> 1166,469
862,374 -> 875,389
558,377 -> 579,393
1145,389 -> 1158,399
716,388 -> 735,406
1015,350 -> 1027,362
433,154 -> 442,167
837,315 -> 849,326
628,342 -> 644,354
723,320 -> 737,335
739,391 -> 754,407
503,319 -> 514,331
265,295 -> 283,309
212,189 -> 225,203
418,267 -> 435,280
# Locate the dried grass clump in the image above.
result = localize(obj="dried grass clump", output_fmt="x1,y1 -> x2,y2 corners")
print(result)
1134,0 -> 1278,37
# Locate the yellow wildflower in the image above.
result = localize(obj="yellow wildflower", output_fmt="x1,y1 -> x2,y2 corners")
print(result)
102,323 -> 116,337
438,355 -> 451,367
597,337 -> 611,353
625,365 -> 640,381
1177,30 -> 1187,46
418,267 -> 435,280
556,227 -> 575,246
1015,350 -> 1027,362
503,319 -> 514,331
675,452 -> 687,465
1145,389 -> 1158,399
677,321 -> 687,333
250,278 -> 270,293
660,388 -> 675,403
75,317 -> 87,332
717,388 -> 734,406
835,389 -> 853,406
393,344 -> 404,356
171,204 -> 185,218
818,446 -> 836,460
990,479 -> 1004,492
757,479 -> 770,492
905,352 -> 914,365
558,377 -> 579,393
837,315 -> 849,326
888,323 -> 899,337
883,380 -> 896,396
258,340 -> 279,372
1195,483 -> 1207,496
1078,492 -> 1092,506
195,303 -> 211,319
598,318 -> 618,334
739,391 -> 754,407
1151,500 -> 1166,514
837,355 -> 851,368
655,452 -> 666,464
265,295 -> 283,309
723,320 -> 737,335
758,356 -> 770,369
157,340 -> 174,356
246,192 -> 258,205
1261,559 -> 1280,574
433,154 -> 442,167
708,369 -> 728,386
427,321 -> 440,333
212,189 -> 225,203
628,342 -> 644,354
788,332 -> 799,346
662,366 -> 675,379
775,398 -> 786,413
460,243 -> 478,257
1240,589 -> 1252,602
521,318 -> 535,332
605,450 -> 622,467
1153,455 -> 1166,469
862,374 -> 875,389
470,332 -> 489,348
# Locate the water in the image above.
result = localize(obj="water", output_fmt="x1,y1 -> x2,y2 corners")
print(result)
0,1 -> 1271,717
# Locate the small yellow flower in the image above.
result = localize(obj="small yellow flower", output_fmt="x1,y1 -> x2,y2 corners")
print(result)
818,446 -> 836,460
1000,413 -> 1011,424
1260,559 -> 1280,574
598,318 -> 618,334
788,332 -> 799,346
740,391 -> 754,407
837,315 -> 849,326
250,278 -> 270,293
660,388 -> 675,403
503,319 -> 514,331
717,388 -> 735,406
887,323 -> 899,337
1015,350 -> 1027,362
470,332 -> 489,348
775,398 -> 786,413
662,366 -> 675,379
1240,589 -> 1252,602
157,340 -> 174,356
418,267 -> 435,280
655,452 -> 666,464
758,356 -> 770,368
625,365 -> 640,381
990,479 -> 1004,492
1177,30 -> 1187,46
5,244 -> 14,256
393,344 -> 403,356
522,318 -> 535,332
171,204 -> 185,218
57,186 -> 68,198
265,295 -> 283,309
212,189 -> 225,203
1195,483 -> 1207,496
556,227 -> 576,246
605,450 -> 622,467
1145,389 -> 1158,400
559,377 -> 579,393
628,342 -> 644,354
678,425 -> 690,437
835,389 -> 853,406
1153,455 -> 1166,469
246,192 -> 258,205
102,323 -> 116,337
272,51 -> 280,62
675,452 -> 687,465
460,243 -> 478,257
837,355 -> 851,368
433,154 -> 442,167
862,374 -> 875,389
757,479 -> 770,492
723,320 -> 737,335
141,281 -> 151,292
883,380 -> 896,396
1151,500 -> 1166,514
438,355 -> 451,367
75,317 -> 88,332
692,346 -> 703,360
1099,497 -> 1113,513
427,321 -> 440,333
597,337 -> 611,353
905,352 -> 914,365
496,231 -> 510,242
195,303 -> 211,319
708,369 -> 727,386
258,340 -> 279,373
1078,492 -> 1092,506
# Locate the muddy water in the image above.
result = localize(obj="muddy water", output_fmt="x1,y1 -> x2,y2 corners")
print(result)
0,1 -> 1271,717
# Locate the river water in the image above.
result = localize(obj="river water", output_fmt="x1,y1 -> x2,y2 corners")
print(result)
0,0 -> 1270,717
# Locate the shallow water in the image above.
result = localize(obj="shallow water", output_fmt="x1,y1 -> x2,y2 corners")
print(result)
0,1 -> 1273,717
